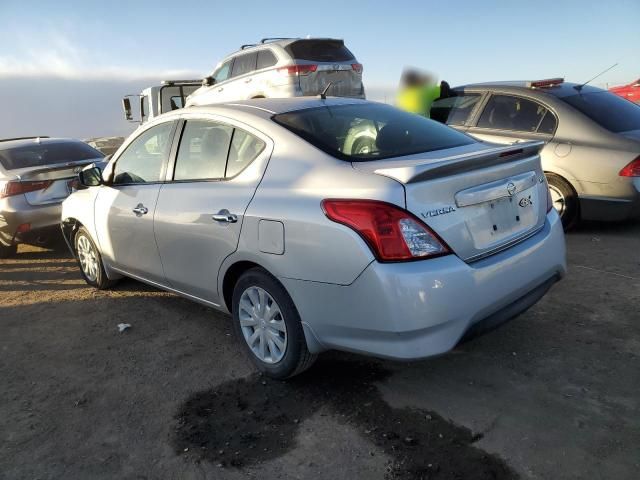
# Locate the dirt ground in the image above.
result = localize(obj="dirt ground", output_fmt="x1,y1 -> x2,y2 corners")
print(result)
1,221 -> 639,480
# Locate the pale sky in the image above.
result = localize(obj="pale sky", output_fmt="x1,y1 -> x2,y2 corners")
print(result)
1,0 -> 638,138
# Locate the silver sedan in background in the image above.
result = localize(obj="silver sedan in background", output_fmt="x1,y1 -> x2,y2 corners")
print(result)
0,137 -> 104,257
61,98 -> 566,378
431,79 -> 640,228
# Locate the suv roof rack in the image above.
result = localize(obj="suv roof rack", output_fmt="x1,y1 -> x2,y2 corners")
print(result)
241,44 -> 257,50
160,79 -> 201,86
0,136 -> 50,143
260,37 -> 295,44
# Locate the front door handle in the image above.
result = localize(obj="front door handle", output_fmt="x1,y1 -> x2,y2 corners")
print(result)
218,87 -> 224,92
212,209 -> 238,223
132,204 -> 148,216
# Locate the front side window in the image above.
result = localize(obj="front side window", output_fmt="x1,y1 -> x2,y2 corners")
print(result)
477,95 -> 548,132
273,103 -> 474,161
230,53 -> 257,78
213,60 -> 233,83
174,120 -> 233,180
431,94 -> 481,126
113,121 -> 175,184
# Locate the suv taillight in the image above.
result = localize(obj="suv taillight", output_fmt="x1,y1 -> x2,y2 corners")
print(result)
277,64 -> 318,76
322,199 -> 450,262
351,63 -> 363,74
619,156 -> 640,177
0,180 -> 52,198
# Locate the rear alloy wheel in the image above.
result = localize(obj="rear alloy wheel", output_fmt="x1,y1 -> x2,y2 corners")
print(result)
74,227 -> 117,289
232,268 -> 316,379
546,173 -> 579,230
0,244 -> 18,258
351,136 -> 376,155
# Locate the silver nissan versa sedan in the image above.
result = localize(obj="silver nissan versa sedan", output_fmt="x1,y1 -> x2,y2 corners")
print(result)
61,98 -> 566,379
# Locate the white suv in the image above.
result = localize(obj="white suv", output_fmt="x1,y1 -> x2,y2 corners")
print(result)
186,38 -> 365,106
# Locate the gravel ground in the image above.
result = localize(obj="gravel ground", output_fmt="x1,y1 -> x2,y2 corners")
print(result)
1,221 -> 639,480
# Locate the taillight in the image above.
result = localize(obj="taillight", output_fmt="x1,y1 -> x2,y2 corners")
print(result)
546,184 -> 554,213
322,199 -> 450,262
619,156 -> 640,177
0,180 -> 52,198
351,63 -> 363,74
277,64 -> 318,76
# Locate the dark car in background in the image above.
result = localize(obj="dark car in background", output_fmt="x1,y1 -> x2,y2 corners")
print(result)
431,79 -> 640,228
0,137 -> 104,257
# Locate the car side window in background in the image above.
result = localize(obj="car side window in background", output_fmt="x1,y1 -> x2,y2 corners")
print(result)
256,50 -> 278,70
537,111 -> 557,135
226,129 -> 266,177
477,95 -> 547,132
431,94 -> 481,126
214,60 -> 233,83
113,122 -> 175,184
231,52 -> 258,78
174,121 -> 233,181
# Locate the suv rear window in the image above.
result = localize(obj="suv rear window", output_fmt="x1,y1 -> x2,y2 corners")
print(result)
560,91 -> 640,133
285,40 -> 355,62
0,141 -> 103,170
273,103 -> 474,161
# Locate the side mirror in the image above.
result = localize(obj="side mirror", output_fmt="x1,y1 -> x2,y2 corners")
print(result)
202,76 -> 215,87
122,97 -> 133,121
78,166 -> 104,187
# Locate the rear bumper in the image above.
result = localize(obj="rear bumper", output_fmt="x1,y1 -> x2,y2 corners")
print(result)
281,210 -> 566,359
0,195 -> 62,246
579,178 -> 640,221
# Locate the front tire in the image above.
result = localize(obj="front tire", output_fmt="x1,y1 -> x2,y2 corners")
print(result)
74,227 -> 117,289
0,244 -> 17,258
546,173 -> 579,230
232,268 -> 316,379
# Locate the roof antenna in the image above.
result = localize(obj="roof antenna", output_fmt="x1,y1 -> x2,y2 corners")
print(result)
575,63 -> 619,92
319,82 -> 333,100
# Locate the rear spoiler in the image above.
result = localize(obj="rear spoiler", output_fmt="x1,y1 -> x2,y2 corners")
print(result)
16,159 -> 103,181
371,141 -> 544,184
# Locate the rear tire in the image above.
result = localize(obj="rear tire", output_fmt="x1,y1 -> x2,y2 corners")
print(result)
546,173 -> 579,230
0,244 -> 18,258
74,227 -> 118,290
232,268 -> 316,379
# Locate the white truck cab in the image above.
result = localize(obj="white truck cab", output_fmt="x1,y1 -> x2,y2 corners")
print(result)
122,80 -> 201,124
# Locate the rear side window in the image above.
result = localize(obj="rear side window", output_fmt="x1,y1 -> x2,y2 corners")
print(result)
431,94 -> 482,126
231,53 -> 257,78
174,121 -> 233,180
285,40 -> 355,62
273,103 -> 474,161
227,130 -> 266,177
256,50 -> 278,70
560,91 -> 640,133
537,111 -> 557,134
477,95 -> 548,133
0,141 -> 103,170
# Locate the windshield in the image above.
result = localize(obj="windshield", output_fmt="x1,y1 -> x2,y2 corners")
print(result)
0,141 -> 104,170
272,103 -> 475,161
560,91 -> 640,133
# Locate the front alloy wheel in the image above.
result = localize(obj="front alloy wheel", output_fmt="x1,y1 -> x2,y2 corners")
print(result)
74,227 -> 117,289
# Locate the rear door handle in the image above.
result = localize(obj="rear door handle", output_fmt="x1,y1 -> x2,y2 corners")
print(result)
212,209 -> 237,223
132,204 -> 148,216
244,78 -> 252,84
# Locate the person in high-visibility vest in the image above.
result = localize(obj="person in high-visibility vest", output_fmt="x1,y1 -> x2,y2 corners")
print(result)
396,69 -> 451,118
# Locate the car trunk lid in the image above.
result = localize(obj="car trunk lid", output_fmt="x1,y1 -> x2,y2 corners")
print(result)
13,159 -> 101,206
298,63 -> 362,97
352,141 -> 548,262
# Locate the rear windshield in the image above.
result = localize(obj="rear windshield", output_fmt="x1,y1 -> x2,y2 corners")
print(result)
273,103 -> 475,161
560,91 -> 640,133
285,40 -> 355,62
0,141 -> 104,170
